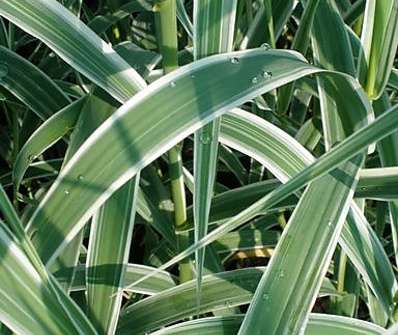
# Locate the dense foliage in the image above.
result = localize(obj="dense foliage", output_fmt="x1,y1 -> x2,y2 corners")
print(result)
0,0 -> 398,334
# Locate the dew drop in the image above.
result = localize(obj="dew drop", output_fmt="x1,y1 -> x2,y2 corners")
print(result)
279,270 -> 285,278
170,81 -> 176,88
262,293 -> 269,301
251,77 -> 258,84
327,221 -> 332,227
77,175 -> 84,181
230,57 -> 240,64
261,43 -> 271,50
64,189 -> 70,195
199,132 -> 211,144
190,74 -> 195,79
0,63 -> 8,78
262,71 -> 273,79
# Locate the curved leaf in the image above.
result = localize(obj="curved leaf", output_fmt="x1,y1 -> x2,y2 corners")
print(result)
0,186 -> 97,334
359,0 -> 398,99
151,315 -> 384,335
55,263 -> 176,295
117,268 -> 338,334
26,48 -> 322,265
193,0 -> 237,298
13,97 -> 85,189
88,0 -> 152,35
0,221 -> 96,335
0,45 -> 70,119
0,0 -> 146,102
137,106 -> 397,313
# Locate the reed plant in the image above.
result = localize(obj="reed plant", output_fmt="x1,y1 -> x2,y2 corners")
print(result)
0,0 -> 398,334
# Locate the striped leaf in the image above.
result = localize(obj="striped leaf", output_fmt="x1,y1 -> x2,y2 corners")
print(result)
193,0 -> 237,297
0,0 -> 146,102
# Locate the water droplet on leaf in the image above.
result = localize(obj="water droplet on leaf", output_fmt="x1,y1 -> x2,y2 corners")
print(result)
230,57 -> 240,64
199,132 -> 211,144
262,71 -> 273,79
261,43 -> 271,50
252,77 -> 258,84
170,81 -> 176,88
77,175 -> 84,181
64,190 -> 70,195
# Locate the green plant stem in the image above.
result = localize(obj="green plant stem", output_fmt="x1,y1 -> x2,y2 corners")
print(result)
336,251 -> 348,315
155,0 -> 178,73
277,212 -> 286,229
7,22 -> 14,50
169,147 -> 192,283
155,0 -> 192,283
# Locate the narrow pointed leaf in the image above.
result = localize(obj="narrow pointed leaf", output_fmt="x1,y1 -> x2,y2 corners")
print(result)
219,109 -> 397,314
0,221 -> 97,334
117,268 -> 338,334
56,263 -> 176,295
88,0 -> 152,35
176,0 -> 193,38
0,45 -> 70,120
132,99 -> 398,307
373,94 -> 398,266
26,49 -> 325,265
193,0 -> 238,293
0,186 -> 97,334
238,156 -> 364,335
359,0 -> 398,99
48,94 -> 115,293
277,0 -> 320,114
0,0 -> 146,102
13,97 -> 85,190
150,315 -> 384,335
86,178 -> 139,334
